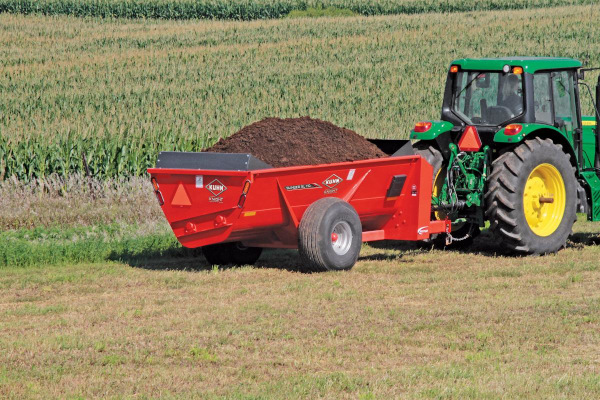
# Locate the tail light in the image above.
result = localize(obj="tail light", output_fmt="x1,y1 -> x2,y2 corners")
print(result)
504,124 -> 523,136
414,122 -> 432,133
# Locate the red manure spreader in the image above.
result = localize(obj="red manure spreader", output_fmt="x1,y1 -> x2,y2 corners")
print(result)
148,141 -> 449,272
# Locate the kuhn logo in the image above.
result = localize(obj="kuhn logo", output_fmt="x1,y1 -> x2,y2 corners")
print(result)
206,179 -> 227,196
323,174 -> 343,189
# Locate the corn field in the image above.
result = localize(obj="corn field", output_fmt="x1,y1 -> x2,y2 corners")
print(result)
2,5 -> 600,181
0,0 -> 595,20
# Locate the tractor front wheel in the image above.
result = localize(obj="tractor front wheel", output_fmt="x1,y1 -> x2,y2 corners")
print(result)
485,137 -> 577,254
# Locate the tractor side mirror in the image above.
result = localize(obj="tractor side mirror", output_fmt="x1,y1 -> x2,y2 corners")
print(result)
578,69 -> 585,80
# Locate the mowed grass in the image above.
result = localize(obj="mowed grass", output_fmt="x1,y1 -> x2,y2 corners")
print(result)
1,223 -> 600,398
2,5 -> 600,179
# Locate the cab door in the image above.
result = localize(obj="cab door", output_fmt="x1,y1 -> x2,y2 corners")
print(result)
551,70 -> 585,167
552,71 -> 580,135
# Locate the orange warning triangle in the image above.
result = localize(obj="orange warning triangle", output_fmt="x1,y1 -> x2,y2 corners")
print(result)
171,183 -> 191,206
458,125 -> 482,152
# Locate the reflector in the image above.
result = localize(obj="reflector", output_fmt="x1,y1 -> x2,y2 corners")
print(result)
242,181 -> 251,195
151,177 -> 160,191
458,126 -> 482,152
172,183 -> 192,206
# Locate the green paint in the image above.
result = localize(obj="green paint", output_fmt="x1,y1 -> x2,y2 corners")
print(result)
450,57 -> 582,73
410,120 -> 454,140
435,144 -> 490,226
582,116 -> 597,170
580,171 -> 600,221
493,123 -> 565,143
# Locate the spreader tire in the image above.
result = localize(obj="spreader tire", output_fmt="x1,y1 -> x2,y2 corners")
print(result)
485,137 -> 577,254
202,242 -> 262,266
298,197 -> 362,272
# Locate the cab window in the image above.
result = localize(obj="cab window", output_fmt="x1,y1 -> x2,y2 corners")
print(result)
533,73 -> 552,125
552,70 -> 579,132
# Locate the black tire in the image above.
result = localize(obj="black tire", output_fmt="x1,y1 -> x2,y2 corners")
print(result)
202,242 -> 262,266
298,197 -> 362,272
485,137 -> 577,254
414,141 -> 480,245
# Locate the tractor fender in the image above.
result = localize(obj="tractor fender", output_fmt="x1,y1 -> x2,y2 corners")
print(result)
409,120 -> 454,141
494,124 -> 578,171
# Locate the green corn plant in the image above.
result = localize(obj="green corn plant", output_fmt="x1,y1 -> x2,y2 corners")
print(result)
1,4 -> 600,182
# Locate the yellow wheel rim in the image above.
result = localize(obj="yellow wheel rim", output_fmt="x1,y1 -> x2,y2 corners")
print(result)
523,163 -> 566,237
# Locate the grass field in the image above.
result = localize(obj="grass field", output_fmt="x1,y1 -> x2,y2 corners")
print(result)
2,5 -> 600,180
1,224 -> 600,398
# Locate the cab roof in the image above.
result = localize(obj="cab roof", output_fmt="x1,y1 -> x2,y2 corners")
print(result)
451,57 -> 582,73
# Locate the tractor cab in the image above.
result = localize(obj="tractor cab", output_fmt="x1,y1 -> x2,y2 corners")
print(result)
441,58 -> 584,139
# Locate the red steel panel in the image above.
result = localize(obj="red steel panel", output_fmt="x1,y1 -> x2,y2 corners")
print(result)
148,155 -> 447,249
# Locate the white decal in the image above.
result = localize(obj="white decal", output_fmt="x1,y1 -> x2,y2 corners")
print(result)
418,226 -> 429,235
347,169 -> 355,181
196,175 -> 203,188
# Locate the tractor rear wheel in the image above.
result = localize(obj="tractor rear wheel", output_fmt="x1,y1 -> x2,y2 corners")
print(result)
414,142 -> 480,246
414,142 -> 443,188
485,137 -> 577,254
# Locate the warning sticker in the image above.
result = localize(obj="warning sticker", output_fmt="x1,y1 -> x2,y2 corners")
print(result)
196,175 -> 203,188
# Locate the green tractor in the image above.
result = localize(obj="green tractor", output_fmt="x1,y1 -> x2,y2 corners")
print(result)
412,57 -> 600,254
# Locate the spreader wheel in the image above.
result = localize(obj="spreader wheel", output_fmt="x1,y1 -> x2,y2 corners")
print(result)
298,197 -> 362,272
202,242 -> 262,266
485,137 -> 577,254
